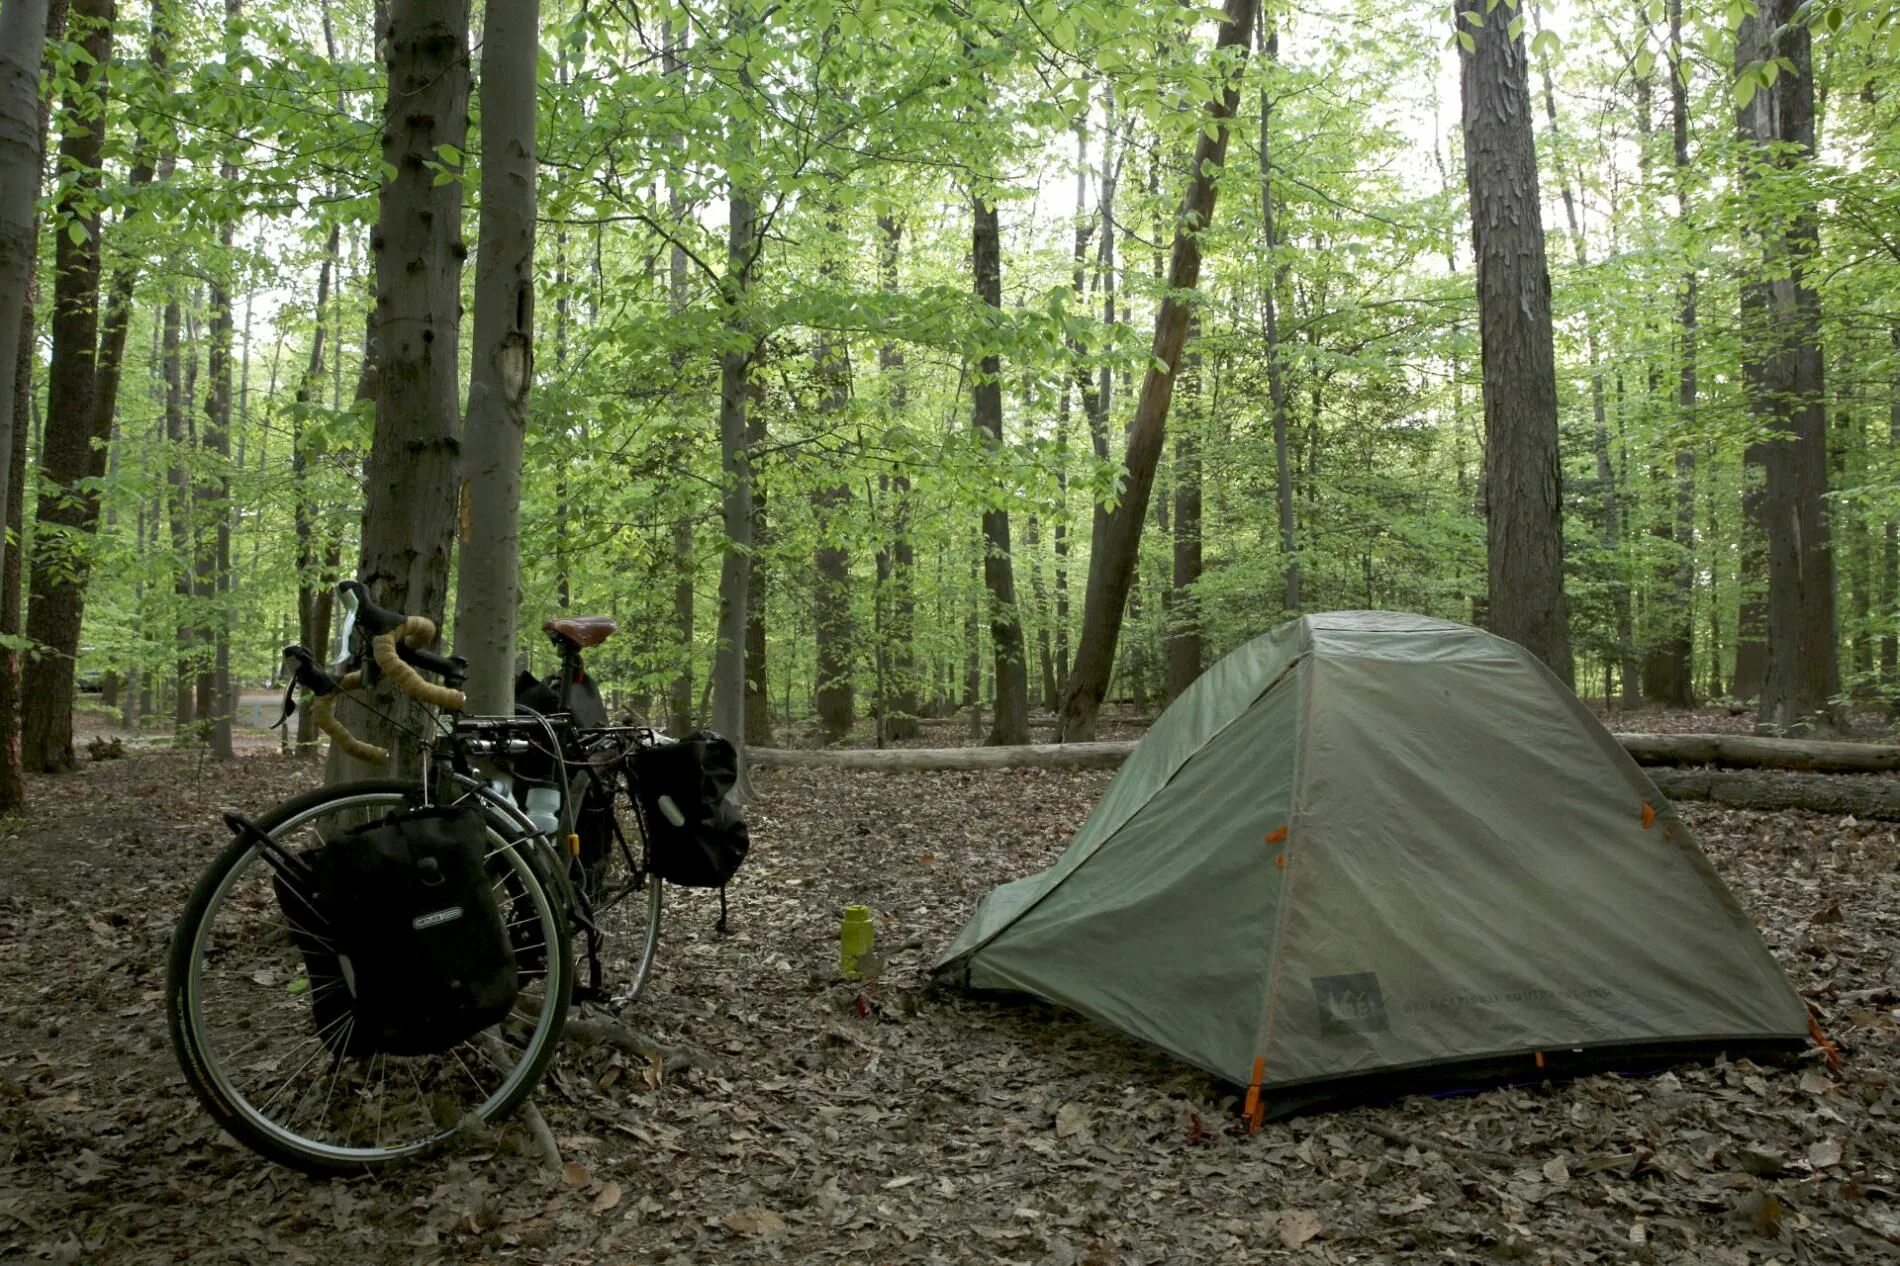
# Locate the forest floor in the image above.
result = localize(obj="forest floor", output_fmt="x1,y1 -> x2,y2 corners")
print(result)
2,707 -> 1898,1264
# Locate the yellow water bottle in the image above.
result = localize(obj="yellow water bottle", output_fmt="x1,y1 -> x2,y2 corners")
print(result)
840,905 -> 875,979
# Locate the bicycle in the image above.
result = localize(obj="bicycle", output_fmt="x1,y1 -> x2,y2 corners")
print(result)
166,581 -> 668,1175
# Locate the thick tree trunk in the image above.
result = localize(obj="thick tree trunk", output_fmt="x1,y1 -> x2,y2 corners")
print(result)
452,0 -> 539,716
971,194 -> 1029,746
1056,0 -> 1257,741
1644,769 -> 1900,821
1733,448 -> 1769,700
19,0 -> 110,772
1736,0 -> 1841,735
1457,0 -> 1572,686
0,0 -> 52,577
345,0 -> 471,775
0,0 -> 64,807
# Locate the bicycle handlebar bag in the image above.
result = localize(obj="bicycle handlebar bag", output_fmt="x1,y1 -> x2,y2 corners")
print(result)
307,805 -> 521,1056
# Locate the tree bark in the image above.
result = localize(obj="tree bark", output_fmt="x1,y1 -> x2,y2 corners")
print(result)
0,0 -> 52,582
663,21 -> 695,738
452,0 -> 539,716
1056,0 -> 1257,741
1166,329 -> 1202,700
812,217 -> 855,742
1643,769 -> 1900,821
21,0 -> 111,772
1456,0 -> 1573,686
709,196 -> 756,762
971,193 -> 1029,746
1736,0 -> 1841,735
1259,22 -> 1299,613
197,0 -> 239,759
346,0 -> 470,774
876,213 -> 918,740
743,381 -> 771,745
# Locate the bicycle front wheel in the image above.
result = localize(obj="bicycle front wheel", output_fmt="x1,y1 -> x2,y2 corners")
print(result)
166,779 -> 574,1175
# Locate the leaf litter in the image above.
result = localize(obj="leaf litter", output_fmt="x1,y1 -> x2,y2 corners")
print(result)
0,707 -> 1896,1263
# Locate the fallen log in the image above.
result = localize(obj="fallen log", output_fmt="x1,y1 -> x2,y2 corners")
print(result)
1641,769 -> 1900,820
1615,732 -> 1900,773
750,742 -> 1137,771
750,740 -> 1900,818
751,732 -> 1900,776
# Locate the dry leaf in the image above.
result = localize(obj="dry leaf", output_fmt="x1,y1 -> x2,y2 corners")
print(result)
1808,1138 -> 1842,1168
1542,1157 -> 1571,1186
592,1182 -> 622,1213
1277,1208 -> 1323,1249
1054,1102 -> 1090,1138
724,1208 -> 787,1237
561,1161 -> 591,1189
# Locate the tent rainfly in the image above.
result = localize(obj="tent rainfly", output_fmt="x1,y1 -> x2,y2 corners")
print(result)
936,611 -> 1812,1117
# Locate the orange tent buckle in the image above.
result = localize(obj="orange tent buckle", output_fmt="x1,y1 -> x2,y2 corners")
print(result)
1809,1013 -> 1844,1070
1265,825 -> 1288,844
1244,1057 -> 1265,1133
1641,803 -> 1657,829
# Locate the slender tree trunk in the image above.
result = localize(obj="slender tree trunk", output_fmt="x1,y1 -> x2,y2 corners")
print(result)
743,380 -> 771,745
345,0 -> 471,775
662,22 -> 695,736
710,201 -> 756,759
1166,332 -> 1203,700
293,228 -> 339,753
1057,0 -> 1257,741
971,193 -> 1029,746
1455,0 -> 1573,685
20,0 -> 111,772
452,0 -> 539,715
1736,0 -> 1840,734
876,213 -> 918,740
1259,23 -> 1299,612
1886,325 -> 1899,706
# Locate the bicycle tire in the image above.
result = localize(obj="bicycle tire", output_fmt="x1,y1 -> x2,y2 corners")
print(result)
166,779 -> 574,1176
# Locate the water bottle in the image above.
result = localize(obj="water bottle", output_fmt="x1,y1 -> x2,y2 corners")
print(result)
524,786 -> 561,836
840,905 -> 875,979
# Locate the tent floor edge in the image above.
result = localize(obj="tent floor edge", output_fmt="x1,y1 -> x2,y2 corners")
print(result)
1249,1036 -> 1810,1123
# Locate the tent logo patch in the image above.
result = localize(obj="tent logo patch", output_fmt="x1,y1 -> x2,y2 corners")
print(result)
1313,973 -> 1388,1035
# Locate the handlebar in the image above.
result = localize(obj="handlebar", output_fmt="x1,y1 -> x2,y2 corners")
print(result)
274,583 -> 469,764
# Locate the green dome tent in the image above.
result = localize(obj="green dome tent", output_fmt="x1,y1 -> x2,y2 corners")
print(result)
936,611 -> 1809,1117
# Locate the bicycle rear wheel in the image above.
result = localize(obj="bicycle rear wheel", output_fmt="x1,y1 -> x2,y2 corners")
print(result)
166,780 -> 574,1175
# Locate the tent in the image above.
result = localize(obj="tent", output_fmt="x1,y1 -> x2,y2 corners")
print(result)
936,611 -> 1809,1116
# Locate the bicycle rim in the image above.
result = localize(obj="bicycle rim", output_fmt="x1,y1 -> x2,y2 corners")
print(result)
170,784 -> 571,1173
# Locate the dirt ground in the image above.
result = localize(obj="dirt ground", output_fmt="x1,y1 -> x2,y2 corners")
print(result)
2,709 -> 1898,1264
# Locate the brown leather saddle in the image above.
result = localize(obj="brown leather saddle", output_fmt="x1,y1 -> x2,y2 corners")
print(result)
543,615 -> 616,650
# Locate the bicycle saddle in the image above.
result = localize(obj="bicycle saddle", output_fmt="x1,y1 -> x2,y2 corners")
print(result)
544,615 -> 616,649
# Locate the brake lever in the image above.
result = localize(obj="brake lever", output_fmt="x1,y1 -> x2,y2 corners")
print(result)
274,645 -> 342,731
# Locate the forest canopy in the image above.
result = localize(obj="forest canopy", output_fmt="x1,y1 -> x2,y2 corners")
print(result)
0,0 -> 1895,792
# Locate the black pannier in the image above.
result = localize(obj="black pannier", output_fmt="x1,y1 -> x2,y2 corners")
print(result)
267,805 -> 520,1057
634,731 -> 750,889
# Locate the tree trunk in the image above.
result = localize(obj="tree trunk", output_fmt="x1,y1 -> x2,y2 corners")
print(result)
743,381 -> 770,746
1259,23 -> 1299,613
1886,325 -> 1899,706
345,0 -> 471,776
0,0 -> 52,584
812,242 -> 854,743
293,227 -> 339,753
709,194 -> 756,762
452,0 -> 539,716
1456,0 -> 1573,686
971,193 -> 1029,747
19,0 -> 110,773
0,0 -> 64,807
1736,0 -> 1841,735
876,213 -> 918,740
1166,328 -> 1203,700
198,0 -> 240,759
1056,0 -> 1257,742
664,22 -> 694,738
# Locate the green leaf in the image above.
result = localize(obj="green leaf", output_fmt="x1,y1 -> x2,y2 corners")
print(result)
1735,72 -> 1758,107
66,219 -> 88,245
1458,29 -> 1477,51
1634,48 -> 1655,77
